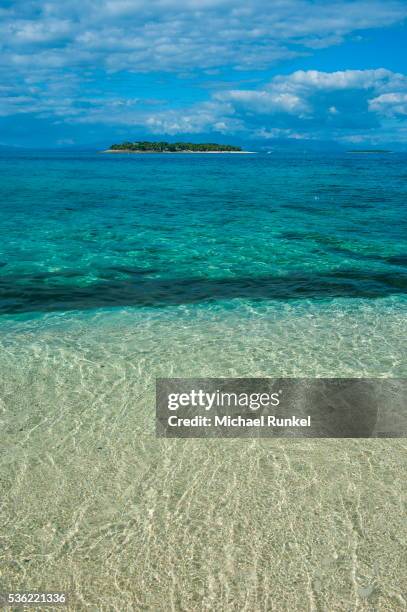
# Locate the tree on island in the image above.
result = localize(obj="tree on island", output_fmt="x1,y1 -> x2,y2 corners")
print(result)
109,141 -> 242,152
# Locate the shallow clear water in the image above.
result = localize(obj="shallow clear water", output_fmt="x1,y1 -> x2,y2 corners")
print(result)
1,150 -> 406,313
0,151 -> 406,610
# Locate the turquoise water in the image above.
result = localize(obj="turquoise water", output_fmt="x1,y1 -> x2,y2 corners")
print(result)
1,150 -> 406,609
0,150 -> 406,315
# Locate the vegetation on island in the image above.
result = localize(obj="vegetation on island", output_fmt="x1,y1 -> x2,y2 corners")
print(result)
109,141 -> 242,152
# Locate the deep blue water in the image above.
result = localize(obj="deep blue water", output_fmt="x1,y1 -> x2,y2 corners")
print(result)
0,150 -> 406,316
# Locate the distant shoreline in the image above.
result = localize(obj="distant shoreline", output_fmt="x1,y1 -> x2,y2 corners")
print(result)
103,149 -> 256,154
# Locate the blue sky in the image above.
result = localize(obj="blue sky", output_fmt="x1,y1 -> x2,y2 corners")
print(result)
1,0 -> 407,148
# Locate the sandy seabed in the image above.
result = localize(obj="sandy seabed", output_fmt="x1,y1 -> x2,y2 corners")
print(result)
1,298 -> 406,611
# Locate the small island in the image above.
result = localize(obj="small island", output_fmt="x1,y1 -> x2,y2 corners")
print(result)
347,149 -> 392,154
104,141 -> 253,153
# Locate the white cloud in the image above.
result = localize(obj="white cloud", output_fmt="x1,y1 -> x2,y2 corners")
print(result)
369,93 -> 407,116
269,68 -> 407,94
254,127 -> 310,139
213,69 -> 407,129
1,1 -> 407,145
4,19 -> 73,44
215,90 -> 308,114
0,0 -> 405,75
71,67 -> 399,145
2,68 -> 407,145
138,69 -> 407,141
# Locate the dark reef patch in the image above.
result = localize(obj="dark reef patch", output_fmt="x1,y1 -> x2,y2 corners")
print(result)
0,268 -> 406,314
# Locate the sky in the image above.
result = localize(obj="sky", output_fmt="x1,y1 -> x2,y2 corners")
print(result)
1,0 -> 407,148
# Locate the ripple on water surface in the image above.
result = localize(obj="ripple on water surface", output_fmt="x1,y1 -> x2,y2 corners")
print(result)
0,298 -> 406,608
0,151 -> 406,609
